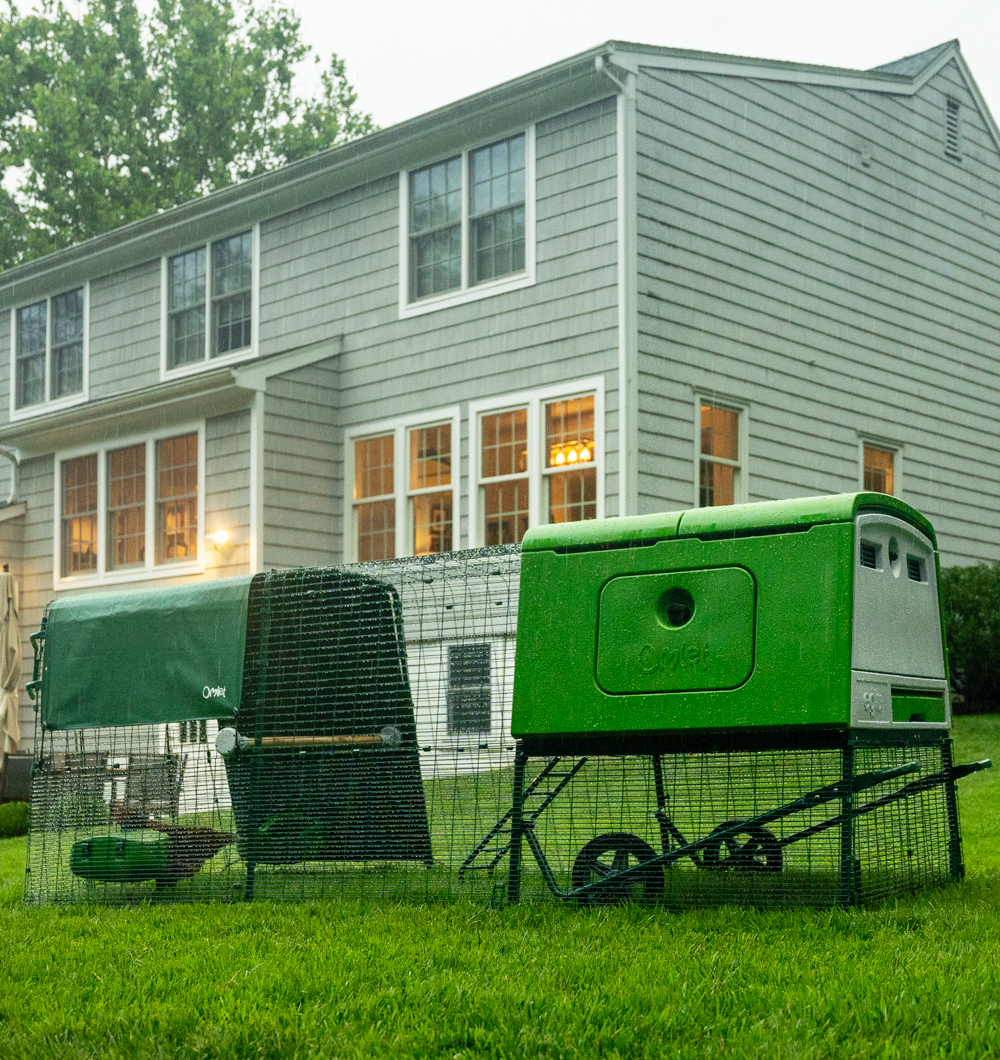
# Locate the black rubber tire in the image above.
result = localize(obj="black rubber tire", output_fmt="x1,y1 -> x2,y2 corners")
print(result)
701,819 -> 783,873
571,832 -> 664,905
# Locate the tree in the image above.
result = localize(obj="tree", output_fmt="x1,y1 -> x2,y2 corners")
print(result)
0,0 -> 375,270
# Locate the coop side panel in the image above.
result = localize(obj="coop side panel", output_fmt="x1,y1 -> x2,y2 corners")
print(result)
262,357 -> 339,568
634,63 -> 1000,565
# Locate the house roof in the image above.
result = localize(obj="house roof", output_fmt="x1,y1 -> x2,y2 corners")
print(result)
0,38 -> 993,307
870,41 -> 956,78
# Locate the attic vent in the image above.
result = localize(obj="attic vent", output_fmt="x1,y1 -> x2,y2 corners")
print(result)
860,541 -> 878,569
945,98 -> 961,161
907,556 -> 924,582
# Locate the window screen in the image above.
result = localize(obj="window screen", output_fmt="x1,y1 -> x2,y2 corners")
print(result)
447,643 -> 492,734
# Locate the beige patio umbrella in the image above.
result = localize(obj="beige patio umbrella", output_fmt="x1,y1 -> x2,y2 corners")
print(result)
0,572 -> 20,764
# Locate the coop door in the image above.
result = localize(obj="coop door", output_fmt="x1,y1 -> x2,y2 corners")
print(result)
596,567 -> 756,694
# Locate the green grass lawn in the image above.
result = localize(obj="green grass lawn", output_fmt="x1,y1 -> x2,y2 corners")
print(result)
2,717 -> 998,1059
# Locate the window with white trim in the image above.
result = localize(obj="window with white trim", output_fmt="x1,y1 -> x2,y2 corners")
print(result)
698,402 -> 744,507
56,428 -> 203,584
447,643 -> 492,734
11,285 -> 87,414
400,129 -> 534,315
164,230 -> 255,374
471,381 -> 603,546
348,411 -> 459,562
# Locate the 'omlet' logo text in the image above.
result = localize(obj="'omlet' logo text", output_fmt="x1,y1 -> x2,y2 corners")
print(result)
203,686 -> 227,699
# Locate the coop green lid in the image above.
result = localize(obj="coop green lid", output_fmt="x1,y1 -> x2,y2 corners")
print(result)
522,493 -> 936,552
41,575 -> 253,731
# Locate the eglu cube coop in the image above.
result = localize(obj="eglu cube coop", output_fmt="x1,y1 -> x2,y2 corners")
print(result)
24,493 -> 988,907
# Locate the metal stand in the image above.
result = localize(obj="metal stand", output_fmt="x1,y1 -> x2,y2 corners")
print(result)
942,738 -> 965,881
506,746 -> 527,905
837,743 -> 860,907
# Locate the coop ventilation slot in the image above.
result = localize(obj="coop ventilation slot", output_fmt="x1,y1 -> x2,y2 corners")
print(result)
860,542 -> 878,569
946,98 -> 961,160
907,556 -> 924,582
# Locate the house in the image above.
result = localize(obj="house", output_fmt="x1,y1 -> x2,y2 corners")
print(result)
2,38 -> 1000,754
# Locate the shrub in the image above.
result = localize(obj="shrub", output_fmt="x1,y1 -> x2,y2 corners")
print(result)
0,801 -> 29,839
941,563 -> 1000,714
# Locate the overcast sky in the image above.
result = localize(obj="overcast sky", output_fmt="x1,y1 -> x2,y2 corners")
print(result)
290,0 -> 1000,129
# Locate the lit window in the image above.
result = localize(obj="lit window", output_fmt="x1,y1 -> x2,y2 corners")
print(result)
407,133 -> 528,305
107,444 -> 146,569
156,433 -> 198,562
447,643 -> 491,734
14,287 -> 85,410
61,455 -> 98,577
545,396 -> 596,524
480,409 -> 529,546
57,430 -> 201,583
166,232 -> 253,371
409,424 -> 452,555
349,415 -> 458,561
863,446 -> 895,495
699,403 -> 741,507
353,434 -> 396,562
473,384 -> 602,545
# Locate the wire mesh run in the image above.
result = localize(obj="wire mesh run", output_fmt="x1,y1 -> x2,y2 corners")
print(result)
24,546 -> 964,907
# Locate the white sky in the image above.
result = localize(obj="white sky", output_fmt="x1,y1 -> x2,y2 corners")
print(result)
290,0 -> 1000,129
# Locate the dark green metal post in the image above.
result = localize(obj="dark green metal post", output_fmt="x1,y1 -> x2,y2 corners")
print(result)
507,745 -> 527,905
941,738 -> 965,880
838,742 -> 861,907
244,572 -> 273,902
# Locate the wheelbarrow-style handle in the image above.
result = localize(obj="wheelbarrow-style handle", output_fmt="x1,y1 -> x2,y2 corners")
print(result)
215,725 -> 402,755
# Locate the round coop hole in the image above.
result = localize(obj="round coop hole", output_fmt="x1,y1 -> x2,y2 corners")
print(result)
657,586 -> 695,628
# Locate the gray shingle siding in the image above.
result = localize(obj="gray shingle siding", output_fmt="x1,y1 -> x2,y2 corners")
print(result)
635,62 -> 1000,565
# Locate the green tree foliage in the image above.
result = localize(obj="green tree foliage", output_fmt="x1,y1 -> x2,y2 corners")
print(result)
0,0 -> 374,270
941,563 -> 1000,713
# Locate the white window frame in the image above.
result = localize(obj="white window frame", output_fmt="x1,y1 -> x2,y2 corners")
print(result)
398,126 -> 536,319
694,395 -> 749,508
9,281 -> 90,422
468,377 -> 605,548
52,422 -> 206,590
344,406 -> 461,563
859,437 -> 903,498
159,223 -> 260,381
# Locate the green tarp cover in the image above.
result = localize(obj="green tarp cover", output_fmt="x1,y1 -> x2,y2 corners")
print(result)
41,576 -> 253,731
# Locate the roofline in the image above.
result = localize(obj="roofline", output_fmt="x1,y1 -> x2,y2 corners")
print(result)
1,38 -> 991,300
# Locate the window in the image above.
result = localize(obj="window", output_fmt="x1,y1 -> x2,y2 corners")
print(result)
863,445 -> 896,496
12,285 -> 87,415
698,403 -> 743,507
353,434 -> 396,562
545,396 -> 596,524
347,408 -> 459,562
945,98 -> 961,161
470,379 -> 604,546
480,409 -> 529,546
163,229 -> 257,375
55,428 -> 203,584
400,129 -> 535,316
447,643 -> 491,734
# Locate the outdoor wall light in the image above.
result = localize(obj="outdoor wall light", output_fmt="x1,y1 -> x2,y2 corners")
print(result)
209,529 -> 231,551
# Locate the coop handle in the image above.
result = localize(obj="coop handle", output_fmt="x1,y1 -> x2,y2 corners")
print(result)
215,725 -> 402,755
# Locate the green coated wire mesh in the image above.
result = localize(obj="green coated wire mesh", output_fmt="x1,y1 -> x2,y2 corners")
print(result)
24,546 -> 965,907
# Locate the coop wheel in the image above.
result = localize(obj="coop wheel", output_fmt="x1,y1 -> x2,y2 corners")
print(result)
571,832 -> 664,905
701,819 -> 783,873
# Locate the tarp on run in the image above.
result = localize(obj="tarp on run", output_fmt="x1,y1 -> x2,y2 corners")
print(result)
41,576 -> 253,731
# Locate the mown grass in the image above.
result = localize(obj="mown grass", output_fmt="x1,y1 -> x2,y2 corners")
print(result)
1,717 -> 998,1059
